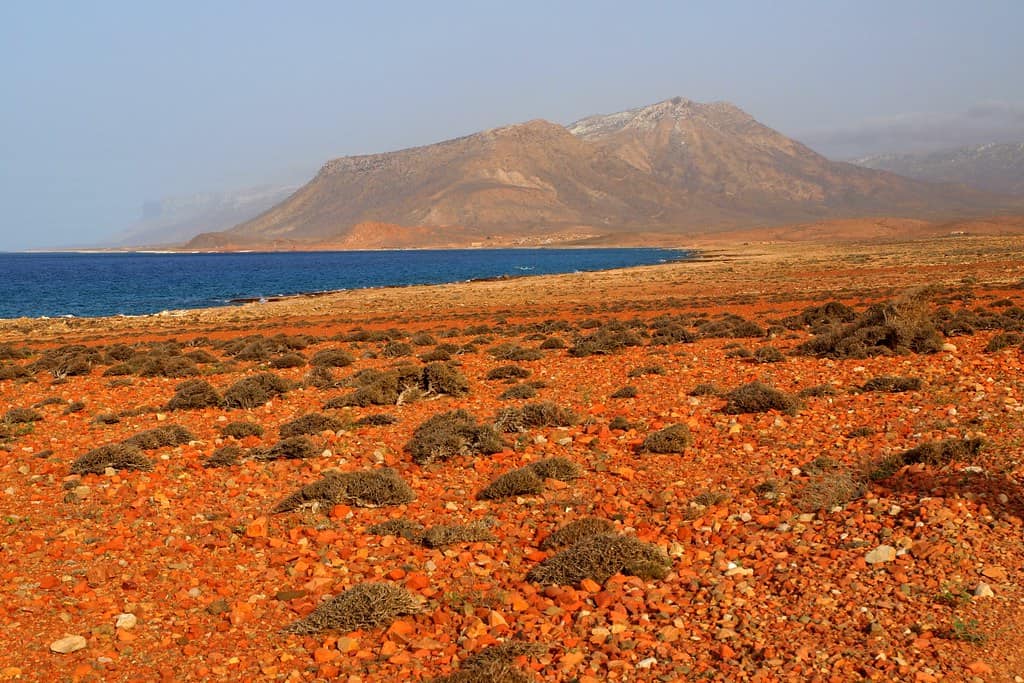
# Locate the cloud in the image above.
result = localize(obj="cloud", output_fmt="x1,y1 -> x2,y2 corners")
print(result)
798,102 -> 1024,159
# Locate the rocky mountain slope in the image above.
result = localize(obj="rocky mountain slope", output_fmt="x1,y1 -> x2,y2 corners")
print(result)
854,142 -> 1024,196
187,99 -> 1017,249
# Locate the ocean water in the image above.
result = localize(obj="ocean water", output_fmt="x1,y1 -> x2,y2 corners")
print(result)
0,248 -> 687,319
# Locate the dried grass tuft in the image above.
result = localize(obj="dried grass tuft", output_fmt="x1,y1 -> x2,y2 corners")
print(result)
639,424 -> 692,453
282,582 -> 420,635
406,410 -> 504,465
539,518 -> 615,550
722,381 -> 800,415
527,533 -> 671,585
421,523 -> 495,547
70,444 -> 153,475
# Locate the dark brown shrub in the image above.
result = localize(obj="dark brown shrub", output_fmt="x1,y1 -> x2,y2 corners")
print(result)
628,365 -> 665,377
355,413 -> 398,427
3,407 -> 42,424
254,436 -> 319,461
92,411 -> 120,424
282,582 -> 420,635
273,468 -> 414,512
539,337 -> 566,350
477,467 -> 545,500
540,518 -> 615,550
70,444 -> 153,475
901,438 -> 984,466
122,424 -> 194,450
861,376 -> 922,393
529,457 -> 580,481
184,349 -> 218,364
366,518 -> 425,541
166,379 -> 221,410
640,424 -> 692,453
268,353 -> 306,369
135,355 -> 198,378
220,421 -> 264,439
381,341 -> 413,358
569,327 -> 642,357
753,346 -> 785,363
487,365 -> 531,381
498,383 -> 537,400
203,445 -> 242,468
222,372 -> 291,409
279,413 -> 345,438
422,362 -> 469,396
527,533 -> 671,585
304,366 -> 340,389
722,382 -> 800,415
410,332 -> 437,346
795,470 -> 866,511
610,385 -> 637,399
798,299 -> 943,358
421,523 -> 495,547
493,402 -> 577,433
431,642 -> 543,683
608,416 -> 632,431
688,383 -> 719,396
0,364 -> 31,381
406,410 -> 504,465
310,349 -> 355,368
984,332 -> 1022,352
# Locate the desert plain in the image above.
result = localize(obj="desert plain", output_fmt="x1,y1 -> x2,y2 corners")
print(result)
1,235 -> 1023,682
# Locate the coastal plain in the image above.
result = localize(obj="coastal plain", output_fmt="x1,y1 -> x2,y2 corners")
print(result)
1,236 -> 1023,682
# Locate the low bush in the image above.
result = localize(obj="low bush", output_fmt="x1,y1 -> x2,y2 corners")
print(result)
166,379 -> 221,410
122,424 -> 194,450
405,410 -> 504,464
639,424 -> 691,453
527,533 -> 671,585
722,381 -> 800,415
278,412 -> 345,438
282,582 -> 420,635
70,444 -> 153,475
539,517 -> 615,550
220,421 -> 264,439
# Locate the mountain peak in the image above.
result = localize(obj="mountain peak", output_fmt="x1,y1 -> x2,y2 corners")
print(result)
567,97 -> 751,139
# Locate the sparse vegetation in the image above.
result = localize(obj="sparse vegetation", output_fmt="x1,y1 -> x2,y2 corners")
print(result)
70,444 -> 153,475
166,379 -> 221,410
220,421 -> 264,439
722,381 -> 801,415
282,582 -> 420,635
639,424 -> 692,453
405,410 -> 504,464
527,533 -> 671,585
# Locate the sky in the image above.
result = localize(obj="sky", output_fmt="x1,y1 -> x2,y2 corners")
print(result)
1,1 -> 1022,250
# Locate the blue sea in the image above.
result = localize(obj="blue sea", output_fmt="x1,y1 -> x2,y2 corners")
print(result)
0,248 -> 687,319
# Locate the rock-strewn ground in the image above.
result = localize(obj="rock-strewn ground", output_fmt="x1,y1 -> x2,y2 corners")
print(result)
1,236 -> 1022,682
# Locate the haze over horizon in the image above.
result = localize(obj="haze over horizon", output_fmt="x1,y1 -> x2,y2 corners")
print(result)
2,1 -> 1022,251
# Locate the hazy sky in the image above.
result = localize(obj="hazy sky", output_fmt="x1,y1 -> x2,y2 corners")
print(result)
2,1 -> 1022,250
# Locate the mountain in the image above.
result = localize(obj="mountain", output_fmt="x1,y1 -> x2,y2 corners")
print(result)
108,184 -> 299,248
854,143 -> 1024,196
187,98 -> 1018,249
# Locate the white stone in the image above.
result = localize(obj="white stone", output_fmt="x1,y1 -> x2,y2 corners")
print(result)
973,582 -> 994,598
115,613 -> 137,629
941,343 -> 957,352
50,635 -> 87,653
637,657 -> 657,669
864,545 -> 897,564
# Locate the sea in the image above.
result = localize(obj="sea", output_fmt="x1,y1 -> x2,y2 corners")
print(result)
0,248 -> 688,319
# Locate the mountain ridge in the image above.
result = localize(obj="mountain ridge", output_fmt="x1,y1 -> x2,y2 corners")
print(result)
854,142 -> 1024,196
187,98 -> 1021,249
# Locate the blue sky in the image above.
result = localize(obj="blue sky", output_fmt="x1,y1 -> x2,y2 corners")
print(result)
1,1 -> 1022,250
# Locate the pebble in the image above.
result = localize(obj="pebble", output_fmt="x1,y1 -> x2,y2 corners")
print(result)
115,613 -> 137,629
941,343 -> 957,352
973,582 -> 994,598
50,635 -> 87,653
637,657 -> 657,669
864,545 -> 897,564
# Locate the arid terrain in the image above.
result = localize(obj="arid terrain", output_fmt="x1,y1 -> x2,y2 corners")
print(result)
1,236 -> 1023,682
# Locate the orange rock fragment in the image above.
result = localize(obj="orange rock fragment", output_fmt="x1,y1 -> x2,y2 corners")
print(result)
245,516 -> 269,538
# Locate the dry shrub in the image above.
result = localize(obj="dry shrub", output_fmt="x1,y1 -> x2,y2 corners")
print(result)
273,467 -> 414,512
64,401 -> 85,414
222,372 -> 291,409
539,336 -> 566,350
70,444 -> 153,475
697,314 -> 764,339
539,518 -> 615,550
355,413 -> 398,426
279,412 -> 345,438
493,402 -> 577,433
478,467 -> 545,500
725,345 -> 752,359
92,411 -> 120,425
688,383 -> 719,396
610,385 -> 638,399
984,332 -> 1022,352
722,381 -> 801,415
569,327 -> 642,357
421,523 -> 495,548
135,355 -> 198,378
432,642 -> 544,683
310,348 -> 355,368
3,407 -> 42,424
527,533 -> 671,585
608,416 -> 632,431
795,470 -> 866,511
282,582 -> 420,635
0,364 -> 31,381
184,349 -> 218,364
422,362 -> 469,396
799,384 -> 838,398
331,365 -> 433,407
420,348 -> 452,362
640,424 -> 691,453
489,343 -> 543,361
798,299 -> 944,358
628,365 -> 665,377
268,353 -> 306,369
166,379 -> 221,410
902,438 -> 984,466
367,518 -> 425,541
784,301 -> 856,331
499,384 -> 537,400
381,341 -> 413,358
410,332 -> 437,346
753,346 -> 786,363
304,366 -> 340,389
254,436 -> 318,461
203,445 -> 242,468
406,410 -> 504,465
487,365 -> 531,381
30,344 -> 102,377
220,421 -> 264,439
122,424 -> 194,450
529,457 -> 580,481
861,376 -> 922,393
0,343 -> 31,360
